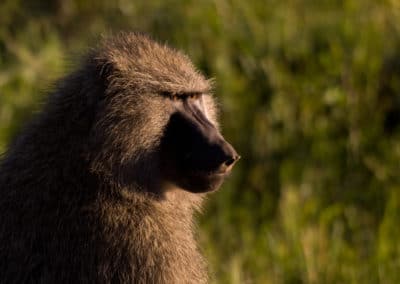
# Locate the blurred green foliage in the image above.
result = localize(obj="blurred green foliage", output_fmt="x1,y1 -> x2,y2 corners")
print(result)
1,0 -> 400,283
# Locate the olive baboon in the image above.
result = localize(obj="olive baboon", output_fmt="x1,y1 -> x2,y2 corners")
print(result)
0,32 -> 239,283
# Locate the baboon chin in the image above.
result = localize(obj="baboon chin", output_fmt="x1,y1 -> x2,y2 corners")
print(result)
0,32 -> 239,283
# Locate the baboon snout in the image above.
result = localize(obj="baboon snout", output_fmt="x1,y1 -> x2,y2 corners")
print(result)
213,137 -> 240,174
161,111 -> 240,175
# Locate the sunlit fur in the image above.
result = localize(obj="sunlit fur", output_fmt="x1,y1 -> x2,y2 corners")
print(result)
0,32 -> 223,283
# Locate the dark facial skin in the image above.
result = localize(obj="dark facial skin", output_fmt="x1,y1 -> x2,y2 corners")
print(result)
160,92 -> 239,193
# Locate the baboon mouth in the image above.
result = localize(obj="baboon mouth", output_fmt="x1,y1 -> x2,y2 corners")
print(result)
171,170 -> 228,193
194,170 -> 230,179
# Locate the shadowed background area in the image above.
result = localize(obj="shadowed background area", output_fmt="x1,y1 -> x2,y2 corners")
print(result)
1,1 -> 400,283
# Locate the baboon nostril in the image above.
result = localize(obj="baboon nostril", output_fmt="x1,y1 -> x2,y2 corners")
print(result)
226,155 -> 240,165
218,155 -> 240,173
224,158 -> 236,167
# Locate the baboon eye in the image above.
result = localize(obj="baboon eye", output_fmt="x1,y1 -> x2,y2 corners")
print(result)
161,91 -> 177,100
161,91 -> 202,101
187,93 -> 202,100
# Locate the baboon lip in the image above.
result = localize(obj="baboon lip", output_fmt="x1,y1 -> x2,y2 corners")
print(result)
168,168 -> 229,193
211,171 -> 230,177
193,170 -> 230,179
210,166 -> 235,176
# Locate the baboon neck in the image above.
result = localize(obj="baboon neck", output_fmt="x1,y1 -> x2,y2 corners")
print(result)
96,188 -> 208,283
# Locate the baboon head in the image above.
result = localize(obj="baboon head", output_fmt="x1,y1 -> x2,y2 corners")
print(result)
87,33 -> 239,194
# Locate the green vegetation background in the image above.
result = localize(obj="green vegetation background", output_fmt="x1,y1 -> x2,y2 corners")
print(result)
1,0 -> 400,283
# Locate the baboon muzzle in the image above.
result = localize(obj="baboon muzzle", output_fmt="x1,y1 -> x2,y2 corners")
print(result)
161,101 -> 240,186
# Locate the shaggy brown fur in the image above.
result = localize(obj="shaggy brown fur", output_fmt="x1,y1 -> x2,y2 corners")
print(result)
0,33 -> 225,283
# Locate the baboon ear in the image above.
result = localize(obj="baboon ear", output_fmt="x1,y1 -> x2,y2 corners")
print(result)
88,57 -> 117,102
98,61 -> 115,84
91,56 -> 115,88
75,56 -> 117,108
